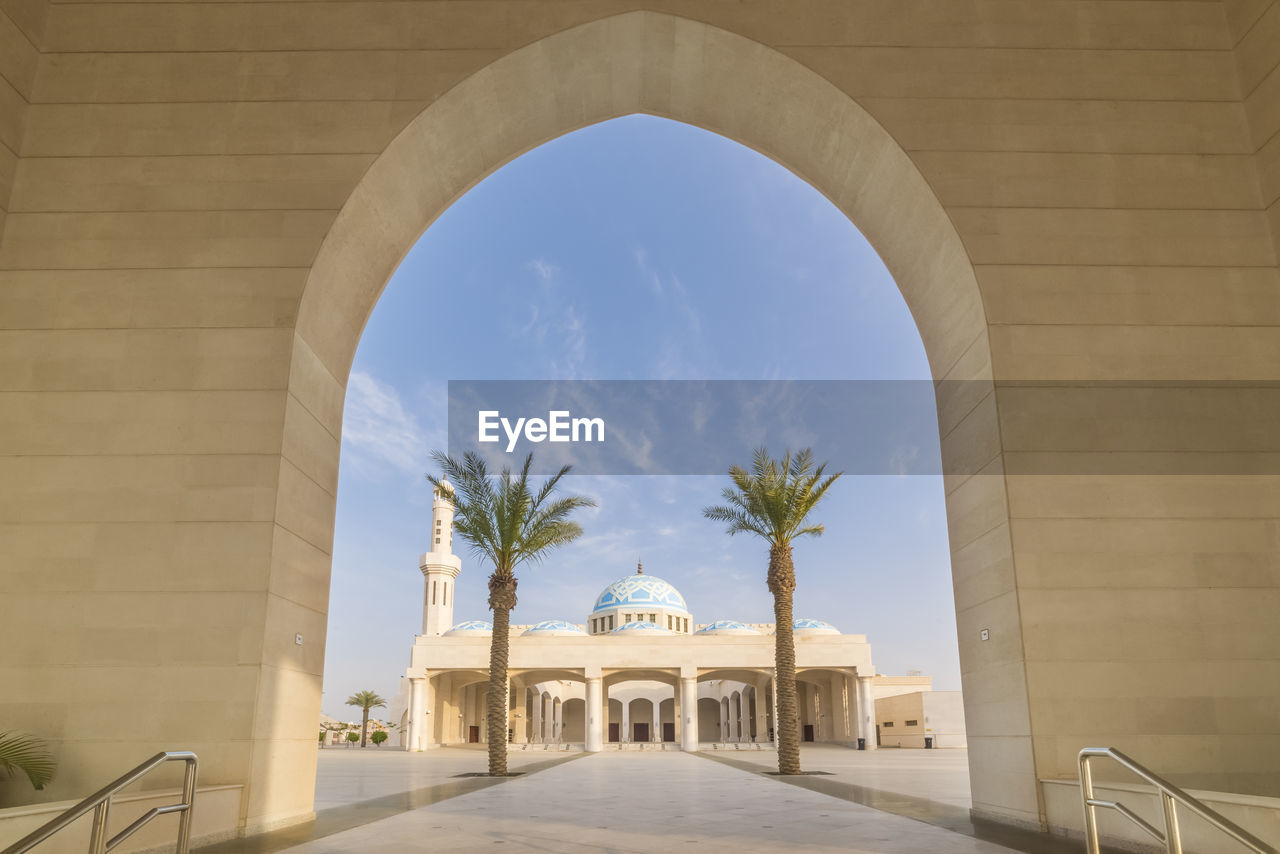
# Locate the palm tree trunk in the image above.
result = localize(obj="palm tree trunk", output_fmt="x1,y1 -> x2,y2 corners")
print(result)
487,572 -> 518,776
769,544 -> 801,774
361,708 -> 369,747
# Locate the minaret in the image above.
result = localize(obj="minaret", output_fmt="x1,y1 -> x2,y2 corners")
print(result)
419,477 -> 463,635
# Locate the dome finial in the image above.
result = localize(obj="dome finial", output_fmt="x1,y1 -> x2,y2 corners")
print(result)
636,558 -> 643,575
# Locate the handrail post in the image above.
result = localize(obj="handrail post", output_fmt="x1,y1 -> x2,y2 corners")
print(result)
88,799 -> 110,854
1080,753 -> 1101,854
175,756 -> 198,854
1161,791 -> 1183,854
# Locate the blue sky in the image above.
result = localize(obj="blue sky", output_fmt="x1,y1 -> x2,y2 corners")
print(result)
322,115 -> 959,718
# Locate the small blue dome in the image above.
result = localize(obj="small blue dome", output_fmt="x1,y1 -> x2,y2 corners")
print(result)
592,572 -> 688,614
521,620 -> 587,636
791,618 -> 840,635
696,620 -> 761,636
611,621 -> 672,635
444,620 -> 493,636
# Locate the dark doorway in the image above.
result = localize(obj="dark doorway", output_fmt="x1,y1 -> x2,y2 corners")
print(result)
608,723 -> 620,742
803,724 -> 815,742
633,722 -> 649,742
469,726 -> 480,743
662,722 -> 675,742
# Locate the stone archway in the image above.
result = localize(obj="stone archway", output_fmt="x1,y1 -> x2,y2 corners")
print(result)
278,8 -> 1024,830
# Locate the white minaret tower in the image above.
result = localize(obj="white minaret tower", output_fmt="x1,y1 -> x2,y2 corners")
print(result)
419,477 -> 462,636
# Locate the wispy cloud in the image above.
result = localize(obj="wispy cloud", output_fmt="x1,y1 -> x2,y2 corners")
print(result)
526,258 -> 559,283
342,371 -> 428,478
515,259 -> 589,379
631,248 -> 706,379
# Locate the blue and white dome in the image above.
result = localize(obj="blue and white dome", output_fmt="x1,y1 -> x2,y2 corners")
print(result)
611,621 -> 673,635
443,620 -> 493,636
789,618 -> 840,636
521,620 -> 587,637
592,572 -> 689,614
696,620 -> 761,636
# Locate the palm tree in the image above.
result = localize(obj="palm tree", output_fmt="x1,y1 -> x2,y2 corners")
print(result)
345,691 -> 387,747
702,447 -> 841,775
429,451 -> 595,776
0,731 -> 55,790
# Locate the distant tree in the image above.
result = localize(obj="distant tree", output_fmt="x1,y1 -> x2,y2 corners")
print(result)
370,731 -> 388,747
345,732 -> 359,746
429,452 -> 595,777
703,447 -> 840,775
345,690 -> 388,747
0,732 -> 55,790
319,720 -> 350,748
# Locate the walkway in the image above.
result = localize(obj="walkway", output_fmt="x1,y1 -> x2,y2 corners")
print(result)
279,751 -> 1021,853
312,745 -> 566,810
709,744 -> 974,810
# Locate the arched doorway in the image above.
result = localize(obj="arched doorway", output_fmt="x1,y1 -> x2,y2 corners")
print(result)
284,8 -> 1021,832
699,698 -> 723,744
561,699 -> 586,743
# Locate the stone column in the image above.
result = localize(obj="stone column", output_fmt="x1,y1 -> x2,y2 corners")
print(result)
406,677 -> 423,751
621,698 -> 631,743
673,683 -> 681,744
512,684 -> 528,744
680,677 -> 699,752
857,675 -> 877,750
586,677 -> 603,752
771,675 -> 779,745
841,674 -> 855,741
720,697 -> 729,743
754,679 -> 769,743
531,690 -> 543,743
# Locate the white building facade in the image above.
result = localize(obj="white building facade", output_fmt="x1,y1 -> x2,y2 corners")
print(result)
390,482 -> 887,753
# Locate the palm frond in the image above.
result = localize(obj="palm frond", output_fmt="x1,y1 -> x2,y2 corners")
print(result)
345,690 -> 387,710
701,446 -> 842,548
427,451 -> 593,578
0,731 -> 55,790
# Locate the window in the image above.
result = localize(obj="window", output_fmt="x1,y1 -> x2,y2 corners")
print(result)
667,616 -> 672,629
431,581 -> 437,605
435,537 -> 440,544
443,584 -> 448,606
649,613 -> 657,623
883,721 -> 894,728
906,720 -> 918,727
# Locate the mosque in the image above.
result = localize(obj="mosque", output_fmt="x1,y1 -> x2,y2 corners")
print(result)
390,481 -> 896,752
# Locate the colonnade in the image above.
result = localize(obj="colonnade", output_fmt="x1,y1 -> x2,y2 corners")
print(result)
402,669 -> 879,751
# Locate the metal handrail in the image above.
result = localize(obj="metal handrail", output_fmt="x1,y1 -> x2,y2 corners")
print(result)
1079,747 -> 1275,854
2,751 -> 198,854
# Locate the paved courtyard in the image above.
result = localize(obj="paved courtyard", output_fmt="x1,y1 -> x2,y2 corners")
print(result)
312,745 -> 570,810
286,750 -> 1015,854
711,744 -> 974,811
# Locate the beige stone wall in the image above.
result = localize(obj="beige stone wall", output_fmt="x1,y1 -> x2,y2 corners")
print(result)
1229,1 -> 1280,250
0,0 -> 46,242
0,0 -> 1277,840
